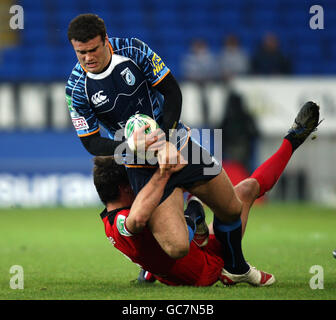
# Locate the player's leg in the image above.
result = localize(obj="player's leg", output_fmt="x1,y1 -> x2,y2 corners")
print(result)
187,169 -> 250,274
200,177 -> 276,286
220,101 -> 321,286
188,101 -> 322,276
234,178 -> 259,237
251,101 -> 321,197
147,187 -> 190,259
240,101 -> 322,235
237,138 -> 299,236
206,178 -> 259,237
188,169 -> 242,223
137,193 -> 209,284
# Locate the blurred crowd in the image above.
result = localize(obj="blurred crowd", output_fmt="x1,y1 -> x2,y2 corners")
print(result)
180,32 -> 293,175
181,32 -> 292,82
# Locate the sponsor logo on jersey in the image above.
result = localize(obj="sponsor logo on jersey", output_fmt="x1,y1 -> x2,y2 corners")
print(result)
116,215 -> 132,237
72,117 -> 89,130
91,90 -> 109,106
120,67 -> 136,86
152,53 -> 165,76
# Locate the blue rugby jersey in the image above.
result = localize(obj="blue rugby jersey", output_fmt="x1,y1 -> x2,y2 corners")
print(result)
65,37 -> 188,147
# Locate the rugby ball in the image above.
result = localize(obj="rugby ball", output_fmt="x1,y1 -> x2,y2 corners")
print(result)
124,114 -> 159,156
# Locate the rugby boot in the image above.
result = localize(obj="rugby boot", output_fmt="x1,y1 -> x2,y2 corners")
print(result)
285,101 -> 322,151
137,269 -> 156,283
187,195 -> 209,247
220,263 -> 275,287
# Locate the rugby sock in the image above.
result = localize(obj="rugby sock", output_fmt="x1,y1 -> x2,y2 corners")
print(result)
213,216 -> 250,274
250,138 -> 293,198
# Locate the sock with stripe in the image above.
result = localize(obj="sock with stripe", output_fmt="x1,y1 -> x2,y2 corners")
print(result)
250,138 -> 293,198
213,216 -> 249,274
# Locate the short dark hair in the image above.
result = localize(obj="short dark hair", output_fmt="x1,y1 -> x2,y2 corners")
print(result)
93,156 -> 129,205
67,13 -> 107,43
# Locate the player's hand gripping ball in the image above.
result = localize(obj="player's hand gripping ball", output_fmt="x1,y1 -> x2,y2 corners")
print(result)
124,114 -> 159,159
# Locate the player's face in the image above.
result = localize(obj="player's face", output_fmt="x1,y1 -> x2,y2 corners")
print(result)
71,35 -> 111,74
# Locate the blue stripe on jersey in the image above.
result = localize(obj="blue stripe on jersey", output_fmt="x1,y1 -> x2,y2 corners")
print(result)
109,37 -> 169,86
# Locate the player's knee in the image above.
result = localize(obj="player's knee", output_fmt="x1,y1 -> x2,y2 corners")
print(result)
225,194 -> 243,221
235,178 -> 259,204
165,242 -> 189,259
214,200 -> 242,224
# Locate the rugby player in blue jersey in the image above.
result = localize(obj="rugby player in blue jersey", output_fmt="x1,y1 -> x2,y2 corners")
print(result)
65,14 -> 321,283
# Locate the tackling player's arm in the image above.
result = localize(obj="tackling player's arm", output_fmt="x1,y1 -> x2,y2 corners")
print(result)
125,169 -> 171,234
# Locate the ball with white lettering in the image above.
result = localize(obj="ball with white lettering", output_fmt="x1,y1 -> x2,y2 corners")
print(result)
124,114 -> 159,157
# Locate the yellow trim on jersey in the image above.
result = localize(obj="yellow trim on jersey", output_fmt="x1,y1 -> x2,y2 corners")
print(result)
123,164 -> 157,168
78,127 -> 100,137
108,41 -> 114,55
152,69 -> 170,87
178,126 -> 191,152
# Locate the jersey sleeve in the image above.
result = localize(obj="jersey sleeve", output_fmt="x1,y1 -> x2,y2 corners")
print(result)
127,38 -> 170,87
65,65 -> 100,137
103,209 -> 138,257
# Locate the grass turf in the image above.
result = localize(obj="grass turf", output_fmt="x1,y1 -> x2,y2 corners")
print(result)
0,203 -> 335,300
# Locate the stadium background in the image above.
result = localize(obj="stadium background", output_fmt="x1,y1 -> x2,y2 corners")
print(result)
0,0 -> 335,207
0,0 -> 335,302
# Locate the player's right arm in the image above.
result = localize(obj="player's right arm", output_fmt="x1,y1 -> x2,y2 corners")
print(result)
126,169 -> 171,233
80,131 -> 124,156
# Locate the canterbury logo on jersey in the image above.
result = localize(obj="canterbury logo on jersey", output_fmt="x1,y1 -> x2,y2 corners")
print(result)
91,90 -> 109,106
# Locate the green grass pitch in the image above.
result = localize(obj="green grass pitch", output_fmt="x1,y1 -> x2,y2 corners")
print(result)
0,203 -> 335,300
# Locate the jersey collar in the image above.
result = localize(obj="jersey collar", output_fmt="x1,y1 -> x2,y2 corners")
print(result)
100,206 -> 131,220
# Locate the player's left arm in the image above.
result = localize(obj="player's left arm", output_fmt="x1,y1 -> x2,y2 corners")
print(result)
154,72 -> 182,141
130,38 -> 182,140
